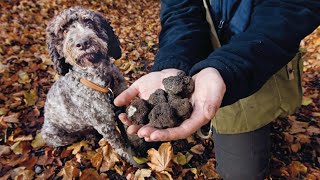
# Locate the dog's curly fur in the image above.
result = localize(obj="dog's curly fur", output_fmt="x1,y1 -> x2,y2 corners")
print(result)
41,7 -> 137,165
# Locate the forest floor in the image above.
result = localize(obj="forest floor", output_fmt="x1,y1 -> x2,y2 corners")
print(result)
0,1 -> 319,179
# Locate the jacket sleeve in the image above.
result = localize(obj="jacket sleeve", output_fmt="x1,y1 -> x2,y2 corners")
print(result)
189,0 -> 320,106
151,0 -> 213,73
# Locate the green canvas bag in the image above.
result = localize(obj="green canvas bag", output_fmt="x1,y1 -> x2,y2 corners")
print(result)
199,0 -> 303,135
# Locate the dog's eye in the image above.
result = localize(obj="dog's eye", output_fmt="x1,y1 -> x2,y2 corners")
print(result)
84,19 -> 94,28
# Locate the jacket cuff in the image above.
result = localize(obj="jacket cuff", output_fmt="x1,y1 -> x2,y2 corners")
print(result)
151,55 -> 193,73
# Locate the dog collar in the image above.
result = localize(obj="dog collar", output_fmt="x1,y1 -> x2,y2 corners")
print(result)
80,78 -> 112,94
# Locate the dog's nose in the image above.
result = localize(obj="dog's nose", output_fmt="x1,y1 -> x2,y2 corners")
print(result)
75,38 -> 91,50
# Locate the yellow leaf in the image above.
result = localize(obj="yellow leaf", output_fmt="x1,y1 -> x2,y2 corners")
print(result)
67,140 -> 89,155
10,141 -> 23,154
134,169 -> 152,180
18,71 -> 31,84
23,89 -> 38,106
302,96 -> 313,106
147,142 -> 173,172
133,156 -> 148,165
31,133 -> 46,148
173,152 -> 187,165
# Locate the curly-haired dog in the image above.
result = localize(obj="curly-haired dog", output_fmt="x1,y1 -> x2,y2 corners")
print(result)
41,7 -> 137,165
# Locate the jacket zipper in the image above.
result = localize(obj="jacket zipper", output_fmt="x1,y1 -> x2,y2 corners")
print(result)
217,0 -> 225,36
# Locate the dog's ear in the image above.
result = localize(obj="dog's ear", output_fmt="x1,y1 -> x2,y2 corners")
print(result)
99,16 -> 122,59
46,31 -> 71,76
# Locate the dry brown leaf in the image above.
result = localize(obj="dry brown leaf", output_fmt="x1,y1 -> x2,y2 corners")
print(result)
23,89 -> 38,106
13,134 -> 33,142
10,167 -> 35,180
134,169 -> 152,180
288,161 -> 308,178
86,149 -> 103,170
80,168 -> 102,180
147,142 -> 173,172
0,145 -> 11,156
3,113 -> 20,123
306,126 -> 320,136
58,160 -> 80,180
291,143 -> 301,153
190,144 -> 205,155
289,121 -> 308,134
67,140 -> 89,155
99,143 -> 120,172
155,171 -> 173,180
201,159 -> 220,179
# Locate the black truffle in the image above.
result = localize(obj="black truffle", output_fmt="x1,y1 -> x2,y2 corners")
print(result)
126,98 -> 150,125
148,103 -> 176,129
148,89 -> 168,106
162,71 -> 195,98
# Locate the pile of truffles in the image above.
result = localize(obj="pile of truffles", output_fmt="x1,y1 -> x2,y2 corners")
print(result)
126,72 -> 194,129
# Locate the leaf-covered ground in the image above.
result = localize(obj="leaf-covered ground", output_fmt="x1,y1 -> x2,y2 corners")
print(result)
0,1 -> 319,179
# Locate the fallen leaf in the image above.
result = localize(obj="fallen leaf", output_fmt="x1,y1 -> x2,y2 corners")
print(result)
134,169 -> 152,180
291,143 -> 301,153
155,171 -> 173,180
201,159 -> 220,179
23,89 -> 38,106
86,149 -> 103,169
302,96 -> 313,106
57,160 -> 80,180
10,141 -> 23,154
99,143 -> 120,172
80,168 -> 102,180
10,167 -> 35,180
0,145 -> 11,156
289,121 -> 308,134
307,126 -> 320,136
67,140 -> 89,155
147,142 -> 173,172
31,133 -> 45,148
13,134 -> 33,142
133,156 -> 148,165
3,113 -> 20,123
288,161 -> 308,178
173,152 -> 187,165
190,144 -> 205,155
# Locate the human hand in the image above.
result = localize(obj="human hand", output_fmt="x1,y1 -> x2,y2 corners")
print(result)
134,67 -> 226,141
114,68 -> 183,133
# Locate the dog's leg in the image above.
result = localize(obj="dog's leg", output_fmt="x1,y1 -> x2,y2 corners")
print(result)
41,121 -> 79,147
92,116 -> 141,167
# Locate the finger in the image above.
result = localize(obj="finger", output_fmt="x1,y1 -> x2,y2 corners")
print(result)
144,137 -> 151,142
127,124 -> 142,135
114,85 -> 139,107
118,113 -> 132,126
137,125 -> 158,138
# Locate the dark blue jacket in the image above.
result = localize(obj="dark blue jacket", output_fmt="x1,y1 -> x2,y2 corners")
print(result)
152,0 -> 320,106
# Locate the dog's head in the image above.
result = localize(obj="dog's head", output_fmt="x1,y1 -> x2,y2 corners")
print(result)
46,7 -> 121,75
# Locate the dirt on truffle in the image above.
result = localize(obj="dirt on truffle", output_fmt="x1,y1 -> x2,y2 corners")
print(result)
126,98 -> 150,125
